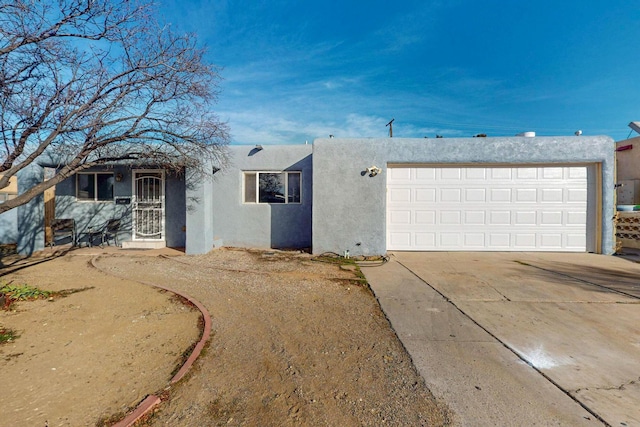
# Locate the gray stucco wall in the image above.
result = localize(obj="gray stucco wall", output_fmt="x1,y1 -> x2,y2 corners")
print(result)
185,144 -> 313,254
312,136 -> 616,256
185,166 -> 215,254
17,164 -> 45,254
165,172 -> 187,248
0,208 -> 17,244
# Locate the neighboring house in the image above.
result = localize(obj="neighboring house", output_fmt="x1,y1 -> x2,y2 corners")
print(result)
615,135 -> 640,204
614,135 -> 640,249
9,135 -> 616,256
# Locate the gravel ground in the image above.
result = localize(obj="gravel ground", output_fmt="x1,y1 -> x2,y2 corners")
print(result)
0,252 -> 200,427
97,248 -> 452,426
1,248 -> 452,426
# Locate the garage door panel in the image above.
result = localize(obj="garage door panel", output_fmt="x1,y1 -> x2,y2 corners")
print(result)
465,188 -> 486,201
389,188 -> 411,202
569,167 -> 587,179
541,167 -> 564,179
516,188 -> 537,202
567,211 -> 587,225
414,188 -> 435,202
516,168 -> 538,179
389,210 -> 411,225
415,233 -> 435,246
464,233 -> 485,246
389,168 -> 411,181
387,166 -> 588,251
465,168 -> 487,180
541,188 -> 563,202
568,188 -> 587,202
440,233 -> 460,246
489,233 -> 510,247
490,188 -> 512,202
540,234 -> 562,248
441,168 -> 462,180
491,168 -> 512,179
566,234 -> 586,248
490,211 -> 511,225
440,211 -> 461,224
465,211 -> 485,224
515,233 -> 536,248
389,232 -> 411,247
415,168 -> 436,180
540,211 -> 563,225
415,210 -> 436,224
515,211 -> 536,225
440,188 -> 462,202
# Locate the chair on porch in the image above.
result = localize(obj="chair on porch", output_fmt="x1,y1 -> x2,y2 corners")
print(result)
100,219 -> 121,248
50,218 -> 76,247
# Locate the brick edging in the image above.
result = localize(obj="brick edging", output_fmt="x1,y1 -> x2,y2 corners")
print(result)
90,256 -> 212,427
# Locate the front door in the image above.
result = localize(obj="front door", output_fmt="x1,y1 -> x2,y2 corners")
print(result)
132,170 -> 165,242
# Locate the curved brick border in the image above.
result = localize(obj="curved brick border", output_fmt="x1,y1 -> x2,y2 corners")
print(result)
90,256 -> 211,427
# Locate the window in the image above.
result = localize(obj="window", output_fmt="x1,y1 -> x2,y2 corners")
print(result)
244,171 -> 301,204
0,193 -> 16,202
76,172 -> 114,201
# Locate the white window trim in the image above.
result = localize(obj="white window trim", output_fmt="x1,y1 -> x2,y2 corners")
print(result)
76,172 -> 114,202
243,171 -> 302,204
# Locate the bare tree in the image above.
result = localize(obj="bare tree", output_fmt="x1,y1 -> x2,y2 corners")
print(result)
0,0 -> 229,214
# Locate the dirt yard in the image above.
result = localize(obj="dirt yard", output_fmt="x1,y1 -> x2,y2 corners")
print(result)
0,248 -> 452,426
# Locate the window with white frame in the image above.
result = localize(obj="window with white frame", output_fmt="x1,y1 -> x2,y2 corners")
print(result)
76,172 -> 114,201
243,171 -> 301,204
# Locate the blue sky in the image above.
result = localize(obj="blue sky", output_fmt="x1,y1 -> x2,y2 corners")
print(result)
158,0 -> 640,144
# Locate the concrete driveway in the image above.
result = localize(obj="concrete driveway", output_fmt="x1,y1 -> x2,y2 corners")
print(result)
361,252 -> 640,426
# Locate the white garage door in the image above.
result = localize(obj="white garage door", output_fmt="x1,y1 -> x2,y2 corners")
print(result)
387,166 -> 589,251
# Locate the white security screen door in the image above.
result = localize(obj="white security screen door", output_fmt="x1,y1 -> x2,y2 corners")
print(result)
133,170 -> 165,241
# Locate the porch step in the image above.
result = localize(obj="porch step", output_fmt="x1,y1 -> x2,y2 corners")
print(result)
121,241 -> 166,250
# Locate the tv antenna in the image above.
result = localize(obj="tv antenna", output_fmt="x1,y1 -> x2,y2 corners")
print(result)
628,122 -> 640,139
386,118 -> 395,137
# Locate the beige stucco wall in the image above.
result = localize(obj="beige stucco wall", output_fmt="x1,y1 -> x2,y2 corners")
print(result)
0,175 -> 17,194
616,136 -> 640,180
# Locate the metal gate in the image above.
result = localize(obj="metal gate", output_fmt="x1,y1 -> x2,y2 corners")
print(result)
132,170 -> 164,241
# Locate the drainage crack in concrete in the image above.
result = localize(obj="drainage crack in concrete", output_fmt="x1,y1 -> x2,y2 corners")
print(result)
485,283 -> 511,301
395,259 -> 611,427
573,377 -> 640,394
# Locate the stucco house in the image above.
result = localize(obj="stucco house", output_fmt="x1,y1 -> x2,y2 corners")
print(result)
616,135 -> 640,204
3,135 -> 616,256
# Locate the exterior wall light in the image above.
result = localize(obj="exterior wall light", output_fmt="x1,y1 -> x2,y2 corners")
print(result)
115,172 -> 123,182
366,166 -> 382,177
